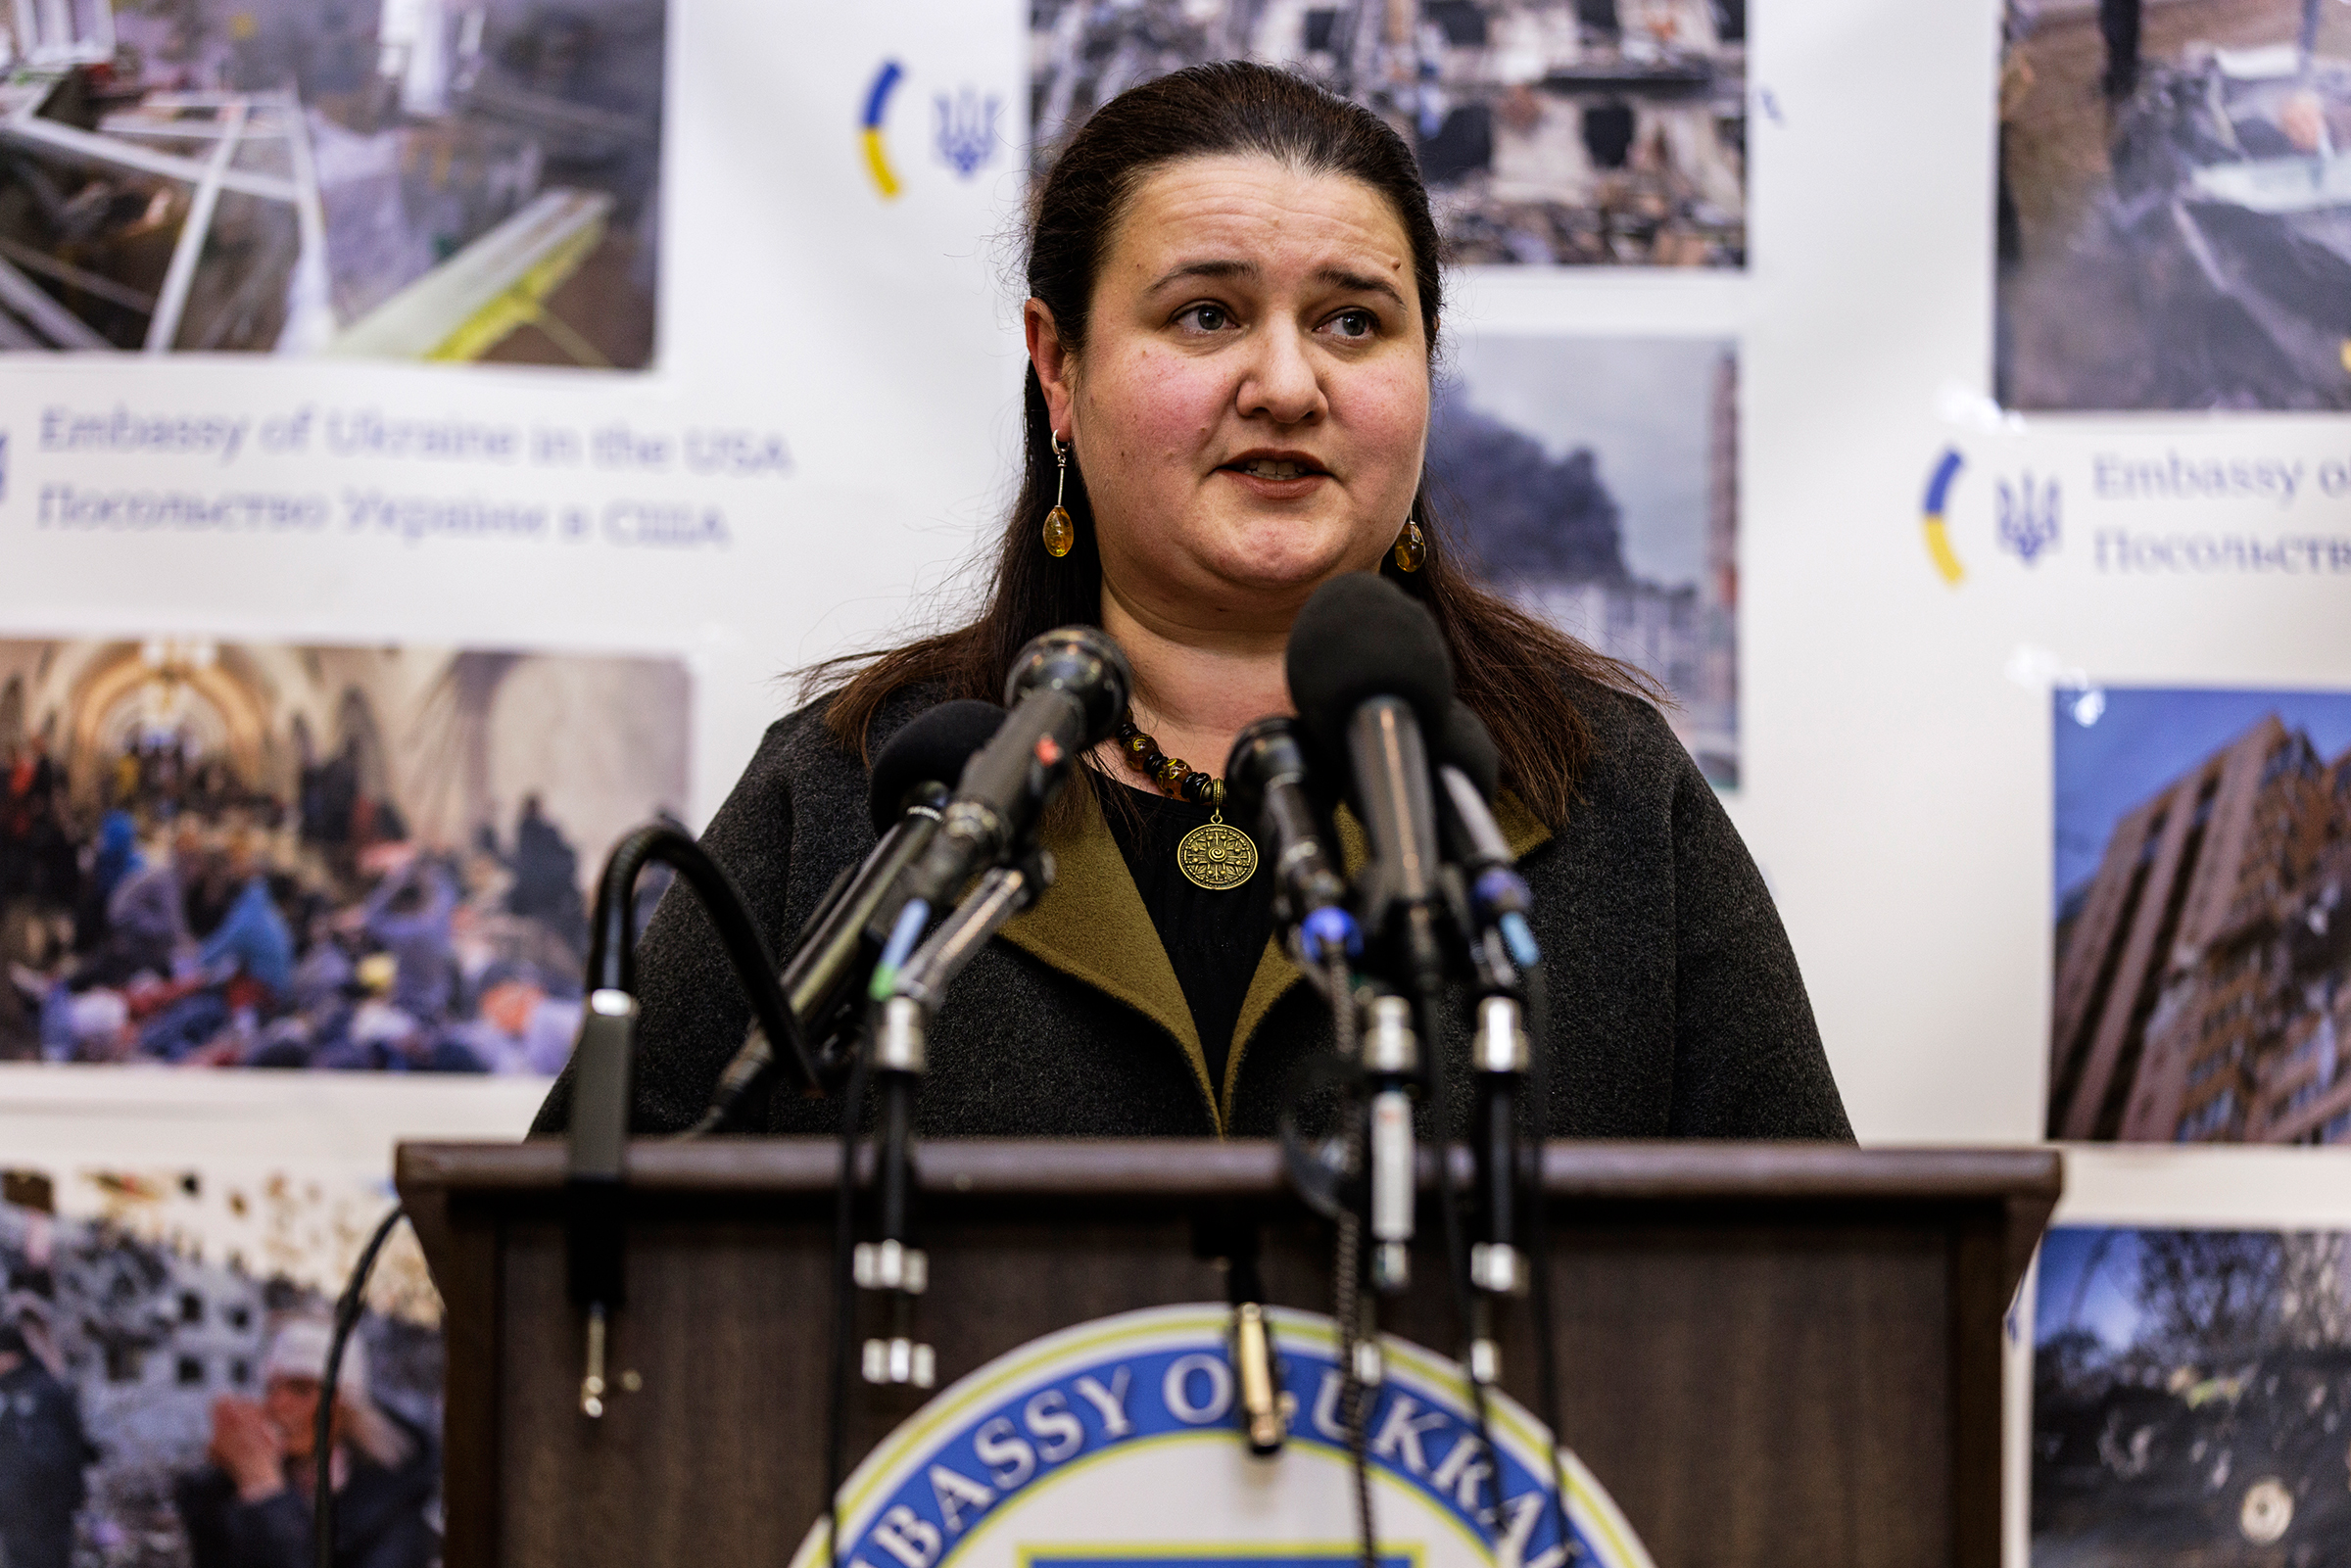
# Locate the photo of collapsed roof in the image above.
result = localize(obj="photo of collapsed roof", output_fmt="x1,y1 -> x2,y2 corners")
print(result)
1032,0 -> 1747,267
2000,0 -> 2351,410
0,0 -> 662,365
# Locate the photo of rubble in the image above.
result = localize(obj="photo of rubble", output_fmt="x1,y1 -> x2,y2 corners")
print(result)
1997,0 -> 2351,409
1031,0 -> 1747,267
0,0 -> 664,364
2047,688 -> 2351,1143
0,1165 -> 442,1568
0,636 -> 690,1070
2033,1224 -> 2351,1564
1428,333 -> 1738,784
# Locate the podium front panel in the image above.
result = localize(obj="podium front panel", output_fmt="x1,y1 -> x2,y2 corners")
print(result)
398,1140 -> 2056,1568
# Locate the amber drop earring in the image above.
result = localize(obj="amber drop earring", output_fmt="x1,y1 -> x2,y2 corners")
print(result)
1393,515 -> 1426,572
1042,433 -> 1075,558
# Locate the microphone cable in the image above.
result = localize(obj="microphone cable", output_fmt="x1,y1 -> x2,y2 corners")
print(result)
1383,896 -> 1503,1555
1413,982 -> 1504,1555
1519,961 -> 1573,1556
1322,949 -> 1379,1568
312,1203 -> 410,1568
584,823 -> 818,1111
825,1043 -> 875,1568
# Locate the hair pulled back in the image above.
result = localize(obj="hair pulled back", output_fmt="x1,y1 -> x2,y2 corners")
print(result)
821,61 -> 1655,827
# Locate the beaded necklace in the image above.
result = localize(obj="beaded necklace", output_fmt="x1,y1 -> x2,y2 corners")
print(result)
1112,710 -> 1261,891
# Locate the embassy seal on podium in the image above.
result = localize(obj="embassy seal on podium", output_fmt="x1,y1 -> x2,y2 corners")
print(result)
793,1304 -> 1656,1568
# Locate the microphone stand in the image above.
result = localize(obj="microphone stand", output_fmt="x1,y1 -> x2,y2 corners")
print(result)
1235,707 -> 1444,1565
821,847 -> 1051,1568
1264,889 -> 1410,1568
1435,763 -> 1546,1378
1452,874 -> 1530,1387
1362,994 -> 1420,1297
853,853 -> 1052,1388
1341,703 -> 1506,1548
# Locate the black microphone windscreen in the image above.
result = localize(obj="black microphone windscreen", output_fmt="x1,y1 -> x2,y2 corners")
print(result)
1285,573 -> 1455,756
1439,700 -> 1502,801
867,699 -> 1006,833
1005,625 -> 1133,745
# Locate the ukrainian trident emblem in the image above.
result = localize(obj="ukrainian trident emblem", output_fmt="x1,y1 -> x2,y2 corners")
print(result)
1995,471 -> 2060,565
934,88 -> 1000,178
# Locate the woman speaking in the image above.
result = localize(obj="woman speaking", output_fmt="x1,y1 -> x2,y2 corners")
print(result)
536,62 -> 1847,1142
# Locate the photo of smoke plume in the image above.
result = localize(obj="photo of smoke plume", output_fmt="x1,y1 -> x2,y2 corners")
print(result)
0,637 -> 689,1071
1997,0 -> 2351,410
2047,687 -> 2351,1144
1031,0 -> 1747,267
0,1165 -> 441,1568
1427,332 -> 1738,784
2033,1224 -> 2351,1565
0,0 -> 664,364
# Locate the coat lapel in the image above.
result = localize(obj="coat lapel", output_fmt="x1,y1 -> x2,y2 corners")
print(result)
997,783 -> 1220,1124
996,774 -> 1558,1134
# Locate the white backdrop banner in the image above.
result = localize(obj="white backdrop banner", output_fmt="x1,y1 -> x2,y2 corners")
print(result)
2,0 -> 2351,1557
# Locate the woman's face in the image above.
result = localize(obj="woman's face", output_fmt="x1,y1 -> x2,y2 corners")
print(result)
1029,155 -> 1431,635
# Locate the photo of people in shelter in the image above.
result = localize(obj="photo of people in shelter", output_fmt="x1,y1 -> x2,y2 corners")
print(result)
1427,333 -> 1737,784
2033,1224 -> 2351,1564
0,0 -> 665,365
0,637 -> 689,1071
2048,688 -> 2351,1143
1997,0 -> 2351,410
1031,0 -> 1747,267
0,1165 -> 441,1568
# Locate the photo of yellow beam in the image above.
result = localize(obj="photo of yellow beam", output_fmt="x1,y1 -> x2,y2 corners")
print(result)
325,188 -> 613,363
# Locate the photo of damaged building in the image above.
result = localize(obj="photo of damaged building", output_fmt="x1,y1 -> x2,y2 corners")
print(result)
1429,333 -> 1740,784
2048,702 -> 2351,1145
0,1169 -> 443,1567
1031,0 -> 1747,266
0,0 -> 662,364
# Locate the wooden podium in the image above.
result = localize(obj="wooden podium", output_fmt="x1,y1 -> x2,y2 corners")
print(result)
396,1140 -> 2058,1568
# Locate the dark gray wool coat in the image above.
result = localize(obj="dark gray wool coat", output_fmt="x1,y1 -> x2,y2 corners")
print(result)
532,677 -> 1852,1142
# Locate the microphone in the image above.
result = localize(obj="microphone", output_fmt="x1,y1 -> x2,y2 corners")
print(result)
1435,700 -> 1502,859
1286,573 -> 1453,970
871,701 -> 1014,830
1286,574 -> 1457,1298
692,699 -> 1005,1131
890,627 -> 1130,925
813,699 -> 1007,1021
1219,715 -> 1364,1451
1224,717 -> 1358,966
1435,700 -> 1538,973
851,628 -> 1127,1393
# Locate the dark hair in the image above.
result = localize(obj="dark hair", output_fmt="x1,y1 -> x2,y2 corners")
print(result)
820,62 -> 1656,827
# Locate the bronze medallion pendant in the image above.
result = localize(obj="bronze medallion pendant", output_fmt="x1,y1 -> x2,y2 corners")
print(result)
1176,816 -> 1259,891
1114,709 -> 1260,892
